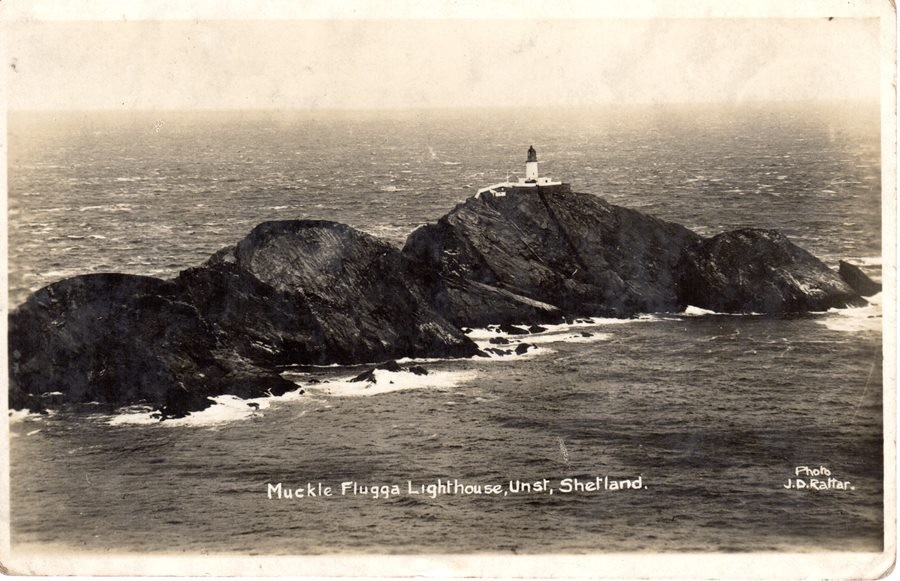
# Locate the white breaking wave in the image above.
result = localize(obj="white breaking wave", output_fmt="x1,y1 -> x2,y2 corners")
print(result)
816,293 -> 882,333
472,345 -> 553,361
465,315 -> 657,342
460,317 -> 649,361
304,369 -> 477,398
107,388 -> 308,427
9,409 -> 53,424
678,306 -> 763,317
841,256 -> 882,268
106,367 -> 475,426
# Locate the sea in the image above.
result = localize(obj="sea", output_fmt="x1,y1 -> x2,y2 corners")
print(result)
6,104 -> 884,555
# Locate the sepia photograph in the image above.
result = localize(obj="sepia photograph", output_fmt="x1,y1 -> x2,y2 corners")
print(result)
1,1 -> 895,578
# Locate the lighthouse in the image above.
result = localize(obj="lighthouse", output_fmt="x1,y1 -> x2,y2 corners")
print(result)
474,146 -> 564,199
525,145 -> 539,182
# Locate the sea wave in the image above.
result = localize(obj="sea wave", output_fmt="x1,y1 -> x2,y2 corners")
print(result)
303,368 -> 477,398
679,305 -> 763,317
107,388 -> 308,428
465,315 -> 657,342
851,256 -> 882,267
8,409 -> 53,424
816,292 -> 882,333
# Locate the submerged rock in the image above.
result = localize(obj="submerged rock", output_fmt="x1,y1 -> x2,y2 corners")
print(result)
498,324 -> 530,335
839,260 -> 882,297
407,365 -> 429,376
677,229 -> 865,313
514,343 -> 532,355
350,360 -> 430,383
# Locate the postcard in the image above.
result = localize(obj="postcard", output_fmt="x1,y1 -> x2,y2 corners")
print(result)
1,1 -> 895,578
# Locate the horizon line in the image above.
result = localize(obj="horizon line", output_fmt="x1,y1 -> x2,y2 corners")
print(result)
6,99 -> 882,115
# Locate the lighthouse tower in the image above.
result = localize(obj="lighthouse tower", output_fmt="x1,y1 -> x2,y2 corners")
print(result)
474,145 -> 563,199
525,145 -> 539,182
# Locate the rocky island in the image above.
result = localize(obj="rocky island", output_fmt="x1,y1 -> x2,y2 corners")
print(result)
9,180 -> 878,418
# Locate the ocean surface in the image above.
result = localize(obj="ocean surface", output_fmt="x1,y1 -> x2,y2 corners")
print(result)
7,105 -> 884,554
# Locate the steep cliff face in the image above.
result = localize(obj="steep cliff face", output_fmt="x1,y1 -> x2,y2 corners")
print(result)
176,220 -> 479,365
404,185 -> 702,325
8,273 -> 295,416
677,229 -> 865,313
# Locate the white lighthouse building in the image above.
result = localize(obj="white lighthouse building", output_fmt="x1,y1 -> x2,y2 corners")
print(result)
476,145 -> 562,198
525,145 -> 539,181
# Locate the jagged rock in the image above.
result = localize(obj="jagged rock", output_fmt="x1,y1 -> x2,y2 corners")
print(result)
349,369 -> 377,383
677,229 -> 866,313
350,360 -> 429,383
498,324 -> 529,335
580,332 -> 593,337
8,273 -> 295,417
528,325 -> 547,333
403,185 -> 702,325
489,336 -> 511,345
515,343 -> 532,355
177,221 -> 478,365
839,260 -> 881,297
376,360 -> 403,372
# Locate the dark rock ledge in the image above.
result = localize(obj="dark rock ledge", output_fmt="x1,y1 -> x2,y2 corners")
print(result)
9,186 -> 867,417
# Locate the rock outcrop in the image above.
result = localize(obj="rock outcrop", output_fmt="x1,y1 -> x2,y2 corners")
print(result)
9,221 -> 478,416
839,260 -> 882,297
8,273 -> 296,417
176,220 -> 478,366
403,186 -> 863,323
677,229 -> 866,313
403,185 -> 702,325
9,187 -> 869,415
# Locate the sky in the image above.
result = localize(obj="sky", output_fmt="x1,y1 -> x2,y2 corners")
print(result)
3,16 -> 884,111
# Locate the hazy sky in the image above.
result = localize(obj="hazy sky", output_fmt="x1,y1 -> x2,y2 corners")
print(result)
4,17 -> 882,110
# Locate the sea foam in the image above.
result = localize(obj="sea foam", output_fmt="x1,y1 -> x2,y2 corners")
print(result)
304,369 -> 477,398
8,409 -> 53,424
107,388 -> 308,427
816,293 -> 882,334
